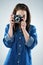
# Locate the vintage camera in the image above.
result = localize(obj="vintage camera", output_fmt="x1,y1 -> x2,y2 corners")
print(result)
14,15 -> 23,23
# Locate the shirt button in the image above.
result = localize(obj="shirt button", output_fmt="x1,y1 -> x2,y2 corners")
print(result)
20,30 -> 21,32
17,60 -> 20,64
18,53 -> 21,55
19,37 -> 21,39
19,44 -> 21,47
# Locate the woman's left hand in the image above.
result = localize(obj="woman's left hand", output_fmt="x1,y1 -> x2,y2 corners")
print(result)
21,21 -> 26,31
21,21 -> 30,42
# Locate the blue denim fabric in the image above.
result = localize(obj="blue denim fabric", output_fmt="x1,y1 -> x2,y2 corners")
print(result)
3,24 -> 38,65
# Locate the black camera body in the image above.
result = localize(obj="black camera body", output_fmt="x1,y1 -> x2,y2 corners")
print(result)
14,15 -> 23,23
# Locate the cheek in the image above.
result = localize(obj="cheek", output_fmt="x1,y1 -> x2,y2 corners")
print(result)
25,17 -> 27,20
23,16 -> 27,21
23,12 -> 27,21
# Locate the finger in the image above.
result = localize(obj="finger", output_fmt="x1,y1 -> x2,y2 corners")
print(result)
10,16 -> 14,22
10,17 -> 15,22
21,21 -> 25,25
21,22 -> 26,28
11,21 -> 15,25
11,14 -> 14,17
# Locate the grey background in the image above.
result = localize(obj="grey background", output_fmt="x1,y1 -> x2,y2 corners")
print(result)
0,0 -> 43,65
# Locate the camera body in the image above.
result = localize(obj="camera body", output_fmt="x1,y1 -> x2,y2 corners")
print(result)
14,15 -> 23,23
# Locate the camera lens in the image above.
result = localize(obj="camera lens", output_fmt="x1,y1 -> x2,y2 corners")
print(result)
14,15 -> 23,23
15,16 -> 20,23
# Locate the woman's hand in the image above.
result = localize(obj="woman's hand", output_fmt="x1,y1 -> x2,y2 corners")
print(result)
8,14 -> 15,37
9,14 -> 15,28
21,21 -> 26,31
21,21 -> 30,42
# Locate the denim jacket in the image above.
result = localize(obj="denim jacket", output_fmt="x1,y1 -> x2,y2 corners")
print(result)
3,24 -> 38,65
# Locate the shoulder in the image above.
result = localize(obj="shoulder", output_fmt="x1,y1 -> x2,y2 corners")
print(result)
5,24 -> 10,32
28,24 -> 37,34
29,24 -> 36,31
6,24 -> 9,28
5,24 -> 9,29
30,24 -> 36,29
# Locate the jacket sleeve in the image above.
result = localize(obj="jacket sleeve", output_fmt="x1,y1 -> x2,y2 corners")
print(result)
3,24 -> 15,48
25,25 -> 38,49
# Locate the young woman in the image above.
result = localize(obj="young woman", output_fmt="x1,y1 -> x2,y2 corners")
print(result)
3,3 -> 38,65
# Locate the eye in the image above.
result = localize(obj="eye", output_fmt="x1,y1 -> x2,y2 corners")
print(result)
23,15 -> 25,18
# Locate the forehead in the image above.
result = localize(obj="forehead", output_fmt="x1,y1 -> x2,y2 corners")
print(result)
16,10 -> 27,15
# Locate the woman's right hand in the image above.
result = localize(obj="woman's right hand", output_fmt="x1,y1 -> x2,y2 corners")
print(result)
10,14 -> 15,28
8,14 -> 15,37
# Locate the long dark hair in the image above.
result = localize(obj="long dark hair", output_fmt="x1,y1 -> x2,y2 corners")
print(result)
12,3 -> 31,32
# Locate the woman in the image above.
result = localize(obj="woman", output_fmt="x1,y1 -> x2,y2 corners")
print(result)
3,3 -> 38,65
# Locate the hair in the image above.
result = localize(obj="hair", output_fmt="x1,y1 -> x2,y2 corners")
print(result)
12,3 -> 31,32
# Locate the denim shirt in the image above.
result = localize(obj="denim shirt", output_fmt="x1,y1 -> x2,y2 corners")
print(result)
3,24 -> 38,65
